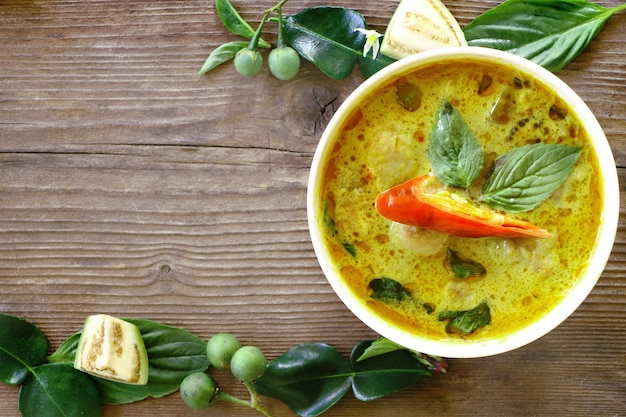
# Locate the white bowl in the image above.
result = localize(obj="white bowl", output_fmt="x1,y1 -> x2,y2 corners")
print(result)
307,47 -> 619,358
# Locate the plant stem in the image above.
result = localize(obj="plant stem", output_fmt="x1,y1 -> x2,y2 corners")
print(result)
215,384 -> 274,417
266,0 -> 290,15
248,0 -> 291,50
275,7 -> 286,48
216,390 -> 251,407
247,10 -> 270,50
611,2 -> 626,13
245,381 -> 274,417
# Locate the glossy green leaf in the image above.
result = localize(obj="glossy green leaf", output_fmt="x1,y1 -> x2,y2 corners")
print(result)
429,100 -> 484,188
18,363 -> 102,417
215,0 -> 270,48
255,343 -> 352,417
199,40 -> 249,75
350,341 -> 430,401
0,313 -> 49,385
357,52 -> 396,79
463,0 -> 626,72
438,302 -> 492,335
283,7 -> 369,79
256,340 -> 435,415
481,143 -> 581,212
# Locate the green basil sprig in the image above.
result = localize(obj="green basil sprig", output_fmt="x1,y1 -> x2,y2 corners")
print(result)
427,101 -> 581,213
463,0 -> 626,72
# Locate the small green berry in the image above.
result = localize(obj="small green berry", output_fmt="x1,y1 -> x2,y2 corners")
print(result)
230,345 -> 267,382
268,46 -> 301,80
206,333 -> 242,369
180,372 -> 218,410
234,49 -> 263,77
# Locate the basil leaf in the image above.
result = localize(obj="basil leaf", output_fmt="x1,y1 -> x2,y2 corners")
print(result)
18,363 -> 102,417
96,318 -> 209,404
481,143 -> 581,212
48,332 -> 81,364
356,337 -> 404,362
463,0 -> 626,72
323,199 -> 338,236
215,0 -> 270,48
429,101 -> 484,188
130,317 -> 209,383
369,277 -> 411,303
97,378 -> 181,405
446,249 -> 487,279
438,302 -> 492,335
324,199 -> 358,257
342,242 -> 357,257
199,40 -> 249,75
255,343 -> 352,417
350,340 -> 430,401
0,313 -> 49,385
283,7 -> 368,80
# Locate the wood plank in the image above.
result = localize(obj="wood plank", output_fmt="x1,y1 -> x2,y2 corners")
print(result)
1,0 -> 625,416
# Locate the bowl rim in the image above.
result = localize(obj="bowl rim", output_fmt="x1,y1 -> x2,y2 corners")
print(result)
307,46 -> 620,358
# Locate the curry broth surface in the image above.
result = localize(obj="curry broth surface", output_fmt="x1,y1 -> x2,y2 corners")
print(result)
320,60 -> 603,342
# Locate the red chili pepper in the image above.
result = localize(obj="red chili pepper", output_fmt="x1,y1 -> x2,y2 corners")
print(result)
374,173 -> 551,238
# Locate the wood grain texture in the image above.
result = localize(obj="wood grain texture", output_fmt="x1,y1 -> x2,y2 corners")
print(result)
1,0 -> 625,416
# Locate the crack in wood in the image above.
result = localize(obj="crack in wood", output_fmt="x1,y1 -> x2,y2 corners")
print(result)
313,87 -> 339,135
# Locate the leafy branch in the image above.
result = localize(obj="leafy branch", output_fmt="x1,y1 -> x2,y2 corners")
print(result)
201,0 -> 625,81
201,0 -> 393,79
0,313 -> 446,417
429,101 -> 582,213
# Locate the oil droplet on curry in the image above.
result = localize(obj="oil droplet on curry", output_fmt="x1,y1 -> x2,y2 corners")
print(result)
318,59 -> 603,342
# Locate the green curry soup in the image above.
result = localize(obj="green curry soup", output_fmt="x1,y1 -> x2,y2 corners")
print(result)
319,59 -> 603,341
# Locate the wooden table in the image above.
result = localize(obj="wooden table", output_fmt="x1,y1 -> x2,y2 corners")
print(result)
1,0 -> 624,416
